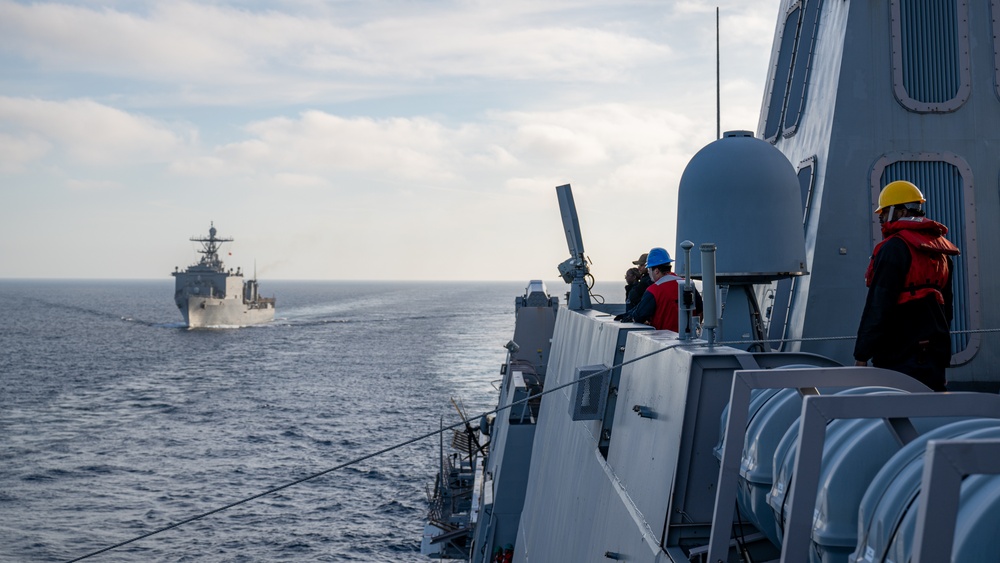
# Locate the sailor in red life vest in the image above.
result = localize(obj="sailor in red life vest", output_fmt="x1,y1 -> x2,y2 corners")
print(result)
854,181 -> 960,391
619,247 -> 701,331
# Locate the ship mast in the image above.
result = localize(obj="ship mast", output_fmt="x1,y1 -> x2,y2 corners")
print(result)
190,222 -> 234,270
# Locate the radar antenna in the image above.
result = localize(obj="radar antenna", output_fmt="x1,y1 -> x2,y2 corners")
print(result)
555,184 -> 592,310
189,221 -> 234,270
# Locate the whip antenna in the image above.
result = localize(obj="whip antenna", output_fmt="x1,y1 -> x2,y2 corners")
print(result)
716,6 -> 721,140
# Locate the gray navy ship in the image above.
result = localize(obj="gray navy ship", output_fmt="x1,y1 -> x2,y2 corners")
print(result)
172,223 -> 275,328
423,1 -> 1000,562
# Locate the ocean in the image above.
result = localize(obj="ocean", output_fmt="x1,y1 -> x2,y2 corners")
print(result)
0,279 -> 626,562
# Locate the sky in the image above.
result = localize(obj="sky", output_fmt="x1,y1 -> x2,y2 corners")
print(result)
0,0 -> 781,281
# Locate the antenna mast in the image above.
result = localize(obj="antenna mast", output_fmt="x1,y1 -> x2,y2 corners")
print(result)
716,6 -> 721,140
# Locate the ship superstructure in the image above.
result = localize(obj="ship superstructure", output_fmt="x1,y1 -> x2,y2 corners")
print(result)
756,0 -> 994,385
172,223 -> 275,328
423,1 -> 1000,561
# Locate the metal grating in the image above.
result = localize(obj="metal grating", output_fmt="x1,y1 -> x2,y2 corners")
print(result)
451,429 -> 477,455
890,0 -> 970,112
876,159 -> 975,360
569,364 -> 610,421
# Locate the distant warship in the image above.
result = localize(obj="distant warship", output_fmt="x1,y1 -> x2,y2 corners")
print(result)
172,223 -> 275,328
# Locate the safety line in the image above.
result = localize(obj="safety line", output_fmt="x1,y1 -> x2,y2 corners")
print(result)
63,326 -> 999,561
65,417 -> 471,561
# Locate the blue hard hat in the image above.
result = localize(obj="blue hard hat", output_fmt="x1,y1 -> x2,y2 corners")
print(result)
646,247 -> 673,267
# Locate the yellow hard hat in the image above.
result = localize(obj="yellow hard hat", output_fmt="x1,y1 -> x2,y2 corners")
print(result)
875,180 -> 925,214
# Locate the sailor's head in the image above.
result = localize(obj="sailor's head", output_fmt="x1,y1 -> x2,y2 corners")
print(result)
876,180 -> 926,224
645,247 -> 673,280
632,252 -> 648,274
632,252 -> 649,273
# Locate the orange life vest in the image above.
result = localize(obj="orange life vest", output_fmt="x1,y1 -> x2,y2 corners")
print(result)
865,218 -> 960,305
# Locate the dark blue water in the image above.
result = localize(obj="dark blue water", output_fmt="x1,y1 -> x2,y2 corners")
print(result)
0,280 -> 534,562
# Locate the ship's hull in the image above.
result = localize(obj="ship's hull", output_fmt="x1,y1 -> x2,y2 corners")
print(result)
180,296 -> 275,328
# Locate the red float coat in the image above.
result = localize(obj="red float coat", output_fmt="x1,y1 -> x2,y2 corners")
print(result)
646,274 -> 684,332
865,218 -> 960,304
855,217 -> 960,388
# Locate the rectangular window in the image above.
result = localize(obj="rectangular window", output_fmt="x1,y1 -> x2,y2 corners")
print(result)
763,0 -> 823,141
763,3 -> 802,141
782,0 -> 824,136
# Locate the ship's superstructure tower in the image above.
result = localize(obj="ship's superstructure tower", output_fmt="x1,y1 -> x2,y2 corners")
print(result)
188,222 -> 233,274
759,0 -> 994,388
172,222 -> 242,304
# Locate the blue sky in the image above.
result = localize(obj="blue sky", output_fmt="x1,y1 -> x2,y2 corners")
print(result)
0,0 -> 780,281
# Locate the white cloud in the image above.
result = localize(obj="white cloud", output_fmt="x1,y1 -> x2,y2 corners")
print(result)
339,20 -> 667,82
504,175 -> 575,194
0,2 -> 252,80
0,97 -> 189,165
168,155 -> 239,178
497,103 -> 708,193
0,97 -> 702,197
272,172 -> 330,189
0,132 -> 50,172
169,112 -> 461,183
0,0 -> 782,280
0,0 -> 673,105
66,178 -> 124,192
510,122 -> 609,166
162,102 -> 708,198
519,104 -> 680,169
